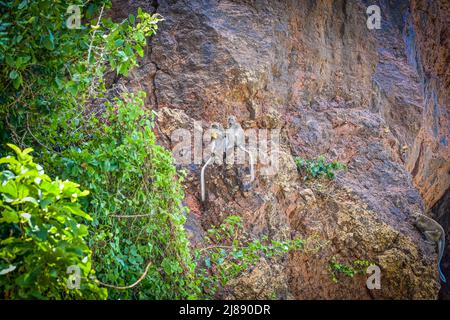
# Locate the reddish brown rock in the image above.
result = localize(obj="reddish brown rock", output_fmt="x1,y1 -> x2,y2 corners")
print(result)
405,0 -> 450,210
113,0 -> 449,299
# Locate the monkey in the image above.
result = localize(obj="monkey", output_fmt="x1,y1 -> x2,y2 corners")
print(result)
412,212 -> 447,283
225,116 -> 241,156
201,123 -> 225,202
226,116 -> 255,183
210,122 -> 225,162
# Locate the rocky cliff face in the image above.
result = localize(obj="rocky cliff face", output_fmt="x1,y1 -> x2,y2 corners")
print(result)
406,0 -> 449,211
113,0 -> 449,299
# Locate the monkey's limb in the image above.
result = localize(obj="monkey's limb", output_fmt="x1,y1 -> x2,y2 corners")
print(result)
424,230 -> 441,243
238,145 -> 255,182
201,156 -> 213,202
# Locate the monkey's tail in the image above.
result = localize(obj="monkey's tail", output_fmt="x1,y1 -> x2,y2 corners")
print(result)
201,157 -> 213,202
439,266 -> 447,283
238,145 -> 255,182
438,239 -> 447,283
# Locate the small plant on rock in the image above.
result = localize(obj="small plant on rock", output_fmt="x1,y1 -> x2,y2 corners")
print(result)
194,215 -> 304,298
328,257 -> 373,284
295,156 -> 346,181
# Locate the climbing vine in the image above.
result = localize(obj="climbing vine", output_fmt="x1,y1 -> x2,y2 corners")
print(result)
0,1 -> 305,299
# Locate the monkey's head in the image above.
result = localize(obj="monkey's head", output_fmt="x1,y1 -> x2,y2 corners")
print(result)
227,115 -> 237,127
411,212 -> 428,229
211,122 -> 224,131
210,122 -> 223,140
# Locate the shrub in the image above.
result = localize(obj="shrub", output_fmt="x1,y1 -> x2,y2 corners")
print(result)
0,0 -> 106,149
328,257 -> 373,284
195,215 -> 304,298
51,93 -> 200,299
295,156 -> 346,180
0,144 -> 107,299
0,0 -> 162,152
1,1 -> 197,299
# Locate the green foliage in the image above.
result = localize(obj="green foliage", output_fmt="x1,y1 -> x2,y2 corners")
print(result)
295,156 -> 346,180
0,0 -> 105,145
1,1 -> 193,300
352,259 -> 373,273
0,0 -> 101,93
195,215 -> 304,298
0,144 -> 107,299
0,2 -> 305,300
49,93 -> 199,299
328,257 -> 373,284
0,0 -> 162,151
25,6 -> 192,297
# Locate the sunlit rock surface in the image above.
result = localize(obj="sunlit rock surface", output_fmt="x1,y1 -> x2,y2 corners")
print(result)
113,0 -> 449,299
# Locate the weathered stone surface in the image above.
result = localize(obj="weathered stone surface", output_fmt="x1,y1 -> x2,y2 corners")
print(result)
432,187 -> 450,299
405,0 -> 450,211
114,0 -> 449,299
288,181 -> 438,299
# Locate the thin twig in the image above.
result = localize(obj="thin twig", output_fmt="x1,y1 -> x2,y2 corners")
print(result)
96,261 -> 152,290
25,113 -> 52,151
87,4 -> 104,64
198,245 -> 245,253
109,213 -> 154,218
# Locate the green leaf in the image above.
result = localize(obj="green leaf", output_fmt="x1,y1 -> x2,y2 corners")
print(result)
9,70 -> 19,80
0,180 -> 18,198
16,184 -> 29,199
204,256 -> 211,268
128,14 -> 136,25
63,203 -> 93,221
18,0 -> 27,10
12,75 -> 22,89
1,209 -> 19,223
14,56 -> 31,68
17,196 -> 39,206
114,39 -> 124,47
135,44 -> 144,57
7,143 -> 22,156
5,55 -> 15,67
43,35 -> 54,50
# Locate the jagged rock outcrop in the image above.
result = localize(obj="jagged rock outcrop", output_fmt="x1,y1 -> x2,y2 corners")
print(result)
113,0 -> 449,299
406,0 -> 449,211
406,0 -> 450,299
